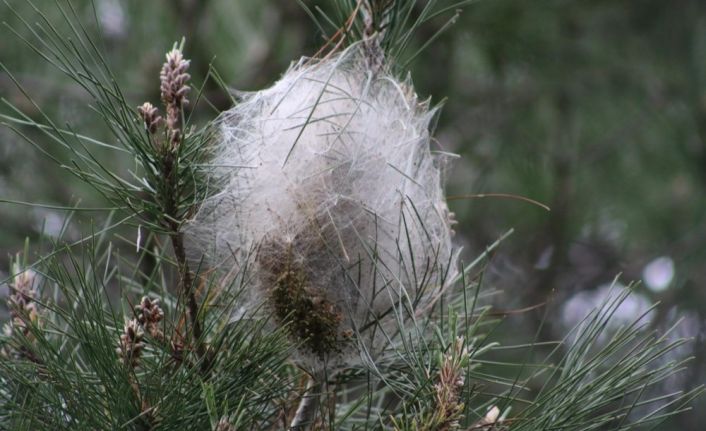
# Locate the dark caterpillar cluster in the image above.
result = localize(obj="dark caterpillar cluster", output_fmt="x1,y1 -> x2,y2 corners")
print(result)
257,235 -> 351,360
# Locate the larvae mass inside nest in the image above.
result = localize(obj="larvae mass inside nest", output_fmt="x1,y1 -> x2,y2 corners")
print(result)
259,238 -> 351,359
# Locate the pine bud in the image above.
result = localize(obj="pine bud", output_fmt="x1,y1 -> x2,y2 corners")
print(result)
117,318 -> 145,368
137,102 -> 163,135
136,296 -> 164,339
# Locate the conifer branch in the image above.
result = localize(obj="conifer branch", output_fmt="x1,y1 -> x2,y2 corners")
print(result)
139,42 -> 207,370
290,377 -> 321,430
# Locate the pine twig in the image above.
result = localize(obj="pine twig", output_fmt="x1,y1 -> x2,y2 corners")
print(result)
169,229 -> 206,361
290,377 -> 321,430
360,0 -> 394,73
140,42 -> 209,370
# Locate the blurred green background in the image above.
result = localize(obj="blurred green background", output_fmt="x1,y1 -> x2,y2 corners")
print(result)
1,0 -> 704,428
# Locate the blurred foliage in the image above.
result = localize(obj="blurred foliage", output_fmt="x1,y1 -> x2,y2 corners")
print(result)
1,0 -> 705,429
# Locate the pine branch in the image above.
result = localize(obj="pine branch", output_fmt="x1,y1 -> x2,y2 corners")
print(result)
140,42 -> 210,372
290,377 -> 321,430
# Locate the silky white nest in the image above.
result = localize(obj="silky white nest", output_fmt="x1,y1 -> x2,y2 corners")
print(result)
187,46 -> 457,370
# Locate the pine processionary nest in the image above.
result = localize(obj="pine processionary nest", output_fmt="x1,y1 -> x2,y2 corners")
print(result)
187,45 -> 457,370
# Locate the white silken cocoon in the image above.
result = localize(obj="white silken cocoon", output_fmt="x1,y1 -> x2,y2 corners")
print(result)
187,46 -> 457,370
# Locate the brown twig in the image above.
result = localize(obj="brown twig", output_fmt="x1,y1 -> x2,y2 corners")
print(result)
311,0 -> 362,61
170,229 -> 205,356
